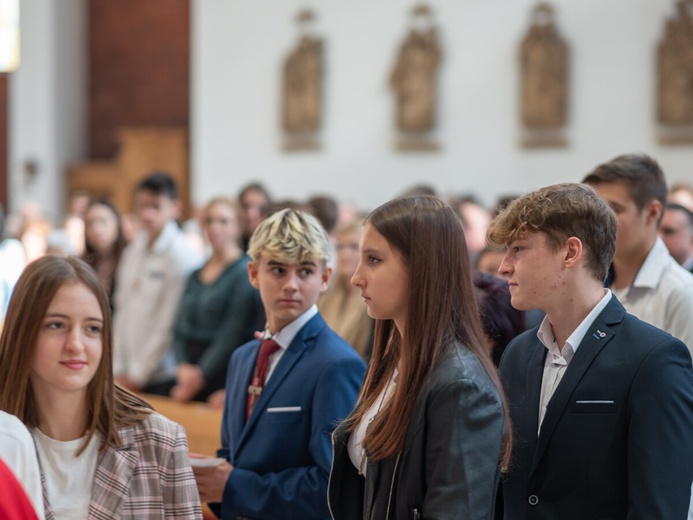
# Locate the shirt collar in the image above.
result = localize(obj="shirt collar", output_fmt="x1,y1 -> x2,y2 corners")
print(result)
140,221 -> 179,254
684,257 -> 693,272
630,237 -> 670,289
262,304 -> 318,351
537,290 -> 612,360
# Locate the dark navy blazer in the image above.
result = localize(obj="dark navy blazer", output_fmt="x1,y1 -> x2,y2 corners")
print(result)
214,312 -> 365,520
499,297 -> 693,520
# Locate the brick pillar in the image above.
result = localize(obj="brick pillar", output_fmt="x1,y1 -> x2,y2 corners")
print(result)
88,0 -> 190,159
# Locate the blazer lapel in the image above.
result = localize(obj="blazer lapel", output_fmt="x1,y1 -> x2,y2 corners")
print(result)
530,299 -> 625,475
88,431 -> 139,518
238,340 -> 307,445
363,457 -> 381,520
230,343 -> 259,460
235,316 -> 324,454
524,342 -> 547,455
36,429 -> 139,519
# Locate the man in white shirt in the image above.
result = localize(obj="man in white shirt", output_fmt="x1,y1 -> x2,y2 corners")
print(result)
660,202 -> 693,273
487,183 -> 693,519
583,153 -> 693,354
113,172 -> 202,394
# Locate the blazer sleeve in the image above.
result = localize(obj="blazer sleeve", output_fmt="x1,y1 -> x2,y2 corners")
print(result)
422,377 -> 505,520
158,423 -> 203,519
626,338 -> 693,519
219,355 -> 365,520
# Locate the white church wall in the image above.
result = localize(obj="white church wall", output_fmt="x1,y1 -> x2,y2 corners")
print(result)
192,0 -> 693,211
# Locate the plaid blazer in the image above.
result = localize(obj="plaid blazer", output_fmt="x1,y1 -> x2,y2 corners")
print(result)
41,412 -> 202,519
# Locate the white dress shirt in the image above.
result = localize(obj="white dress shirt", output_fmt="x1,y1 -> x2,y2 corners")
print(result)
262,304 -> 318,383
537,290 -> 612,433
612,237 -> 693,357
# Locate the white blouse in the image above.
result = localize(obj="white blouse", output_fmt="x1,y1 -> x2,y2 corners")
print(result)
347,369 -> 398,477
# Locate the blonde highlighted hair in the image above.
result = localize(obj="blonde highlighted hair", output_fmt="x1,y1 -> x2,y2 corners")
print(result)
247,208 -> 330,265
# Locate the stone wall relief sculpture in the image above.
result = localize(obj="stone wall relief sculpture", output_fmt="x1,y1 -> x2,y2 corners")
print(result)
282,9 -> 322,151
390,4 -> 442,152
657,0 -> 693,144
519,3 -> 569,148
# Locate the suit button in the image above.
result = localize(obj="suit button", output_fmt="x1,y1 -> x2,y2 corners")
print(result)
528,495 -> 539,506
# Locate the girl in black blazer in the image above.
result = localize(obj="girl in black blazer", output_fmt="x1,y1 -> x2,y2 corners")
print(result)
328,196 -> 512,520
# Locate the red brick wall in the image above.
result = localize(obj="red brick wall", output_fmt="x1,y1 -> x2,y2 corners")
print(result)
88,0 -> 190,159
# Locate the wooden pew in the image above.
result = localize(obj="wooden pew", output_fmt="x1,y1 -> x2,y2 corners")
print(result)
140,393 -> 223,456
67,127 -> 190,218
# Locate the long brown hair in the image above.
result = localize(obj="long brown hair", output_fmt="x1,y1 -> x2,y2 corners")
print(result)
0,256 -> 151,454
83,197 -> 128,261
349,196 -> 512,468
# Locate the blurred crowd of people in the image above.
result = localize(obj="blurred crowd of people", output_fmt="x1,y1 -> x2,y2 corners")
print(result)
2,174 -> 693,385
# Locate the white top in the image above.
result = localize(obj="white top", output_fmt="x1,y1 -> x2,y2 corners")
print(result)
347,369 -> 398,477
32,428 -> 102,520
537,290 -> 612,433
113,221 -> 203,386
0,411 -> 44,519
612,237 -> 693,357
262,304 -> 318,383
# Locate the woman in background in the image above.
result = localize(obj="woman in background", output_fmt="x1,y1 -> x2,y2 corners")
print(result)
318,220 -> 374,360
82,198 -> 127,303
473,271 -> 527,366
0,256 -> 201,519
328,196 -> 511,519
171,197 -> 263,403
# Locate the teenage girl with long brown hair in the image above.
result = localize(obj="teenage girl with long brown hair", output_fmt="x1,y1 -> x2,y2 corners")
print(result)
328,196 -> 511,519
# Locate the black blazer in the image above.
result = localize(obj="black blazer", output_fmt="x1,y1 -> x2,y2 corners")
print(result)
499,297 -> 693,520
329,342 -> 506,520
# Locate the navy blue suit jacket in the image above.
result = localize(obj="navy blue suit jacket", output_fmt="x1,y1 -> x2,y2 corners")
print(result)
499,297 -> 693,520
214,312 -> 365,520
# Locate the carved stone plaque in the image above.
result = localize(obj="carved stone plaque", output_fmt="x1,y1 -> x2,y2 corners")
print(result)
282,10 -> 322,151
657,0 -> 693,144
519,3 -> 569,148
390,4 -> 442,152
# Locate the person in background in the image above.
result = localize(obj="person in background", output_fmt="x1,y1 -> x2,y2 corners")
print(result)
488,183 -> 693,519
0,410 -> 44,519
583,153 -> 693,354
62,190 -> 91,257
306,195 -> 339,237
171,197 -> 263,403
669,182 -> 693,212
82,198 -> 128,304
329,196 -> 511,519
454,195 -> 492,262
0,255 -> 202,518
473,271 -> 526,367
318,219 -> 374,360
193,209 -> 365,520
660,202 -> 693,272
113,171 -> 203,394
0,204 -> 26,324
475,243 -> 546,330
238,182 -> 272,251
475,246 -> 506,276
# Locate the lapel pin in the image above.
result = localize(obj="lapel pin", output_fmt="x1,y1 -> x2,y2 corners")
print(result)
596,330 -> 606,338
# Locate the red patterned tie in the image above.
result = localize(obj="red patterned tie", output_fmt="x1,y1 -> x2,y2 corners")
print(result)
246,339 -> 281,420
